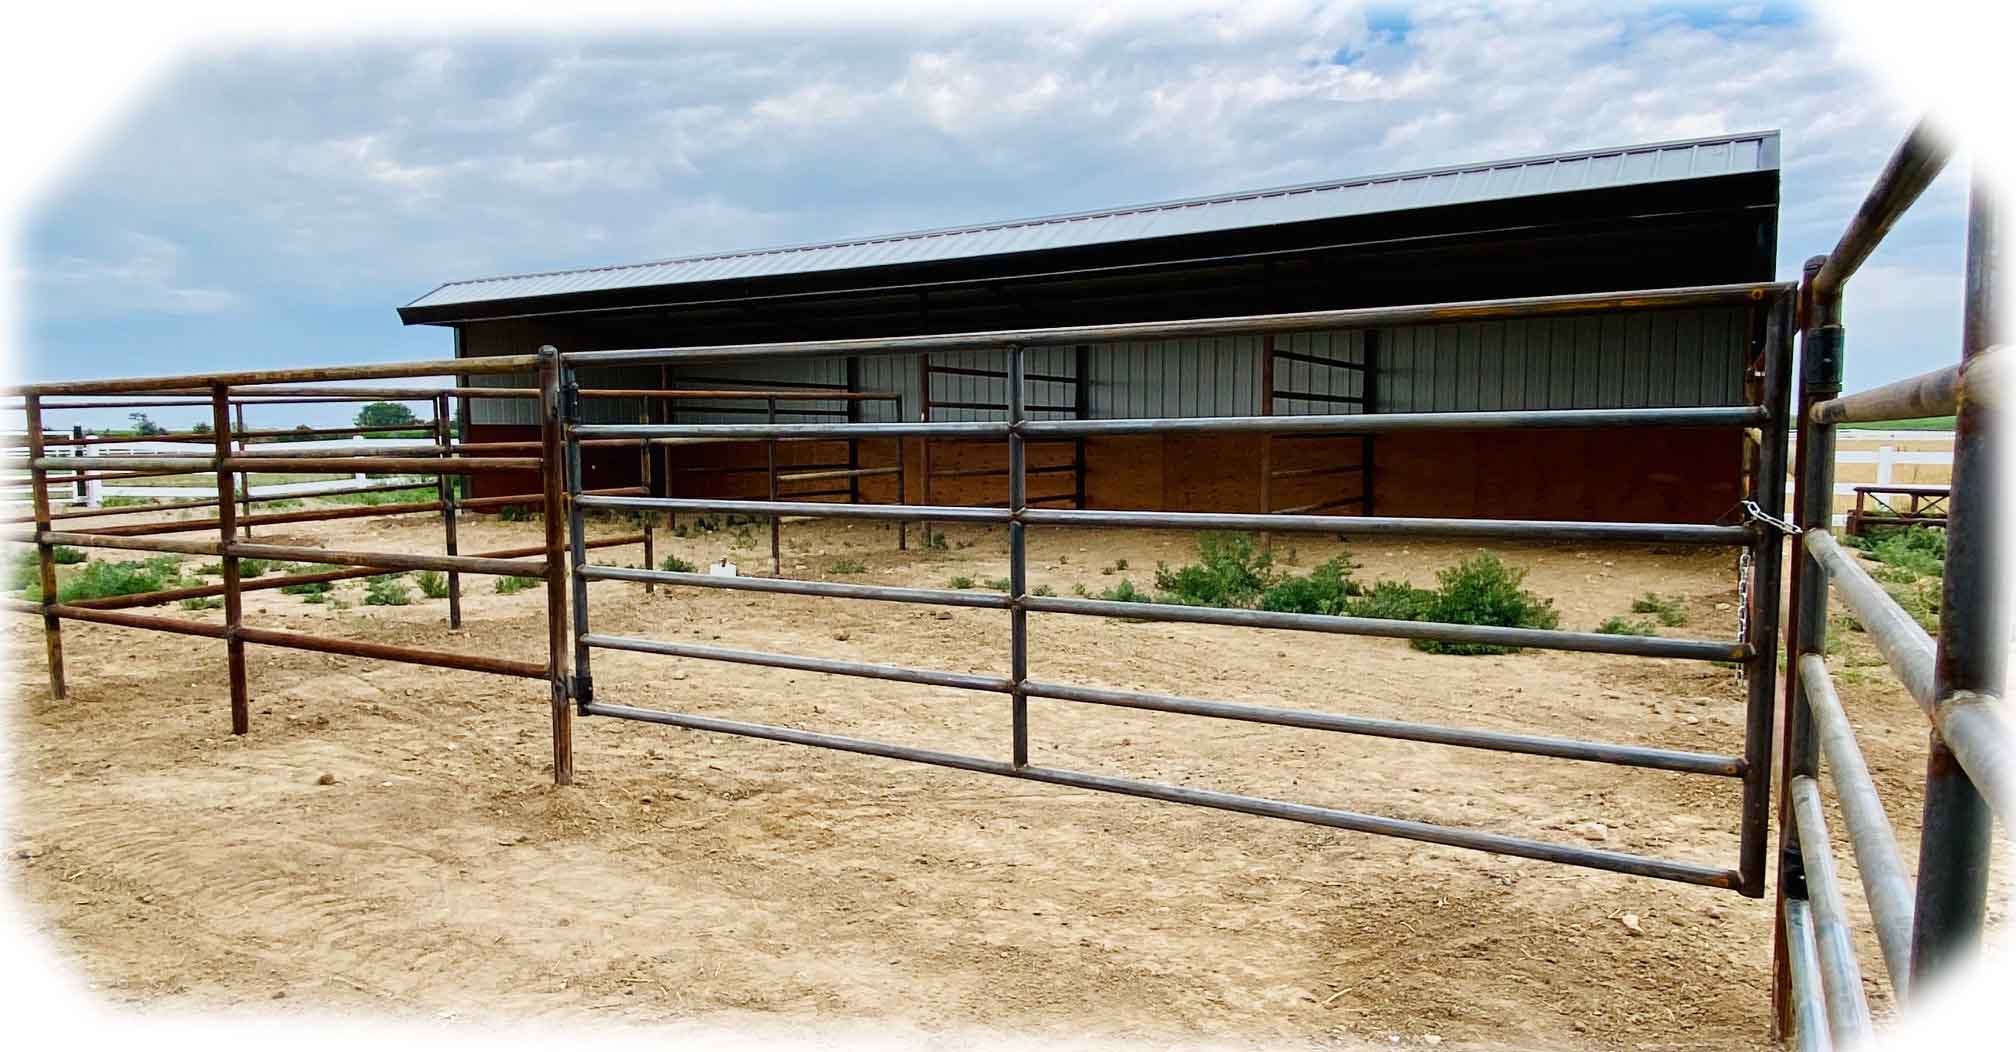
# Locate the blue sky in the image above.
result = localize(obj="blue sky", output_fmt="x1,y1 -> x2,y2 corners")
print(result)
8,1 -> 1972,430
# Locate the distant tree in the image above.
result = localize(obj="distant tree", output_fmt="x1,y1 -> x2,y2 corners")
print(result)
127,412 -> 166,436
355,402 -> 419,429
279,424 -> 317,443
192,421 -> 211,434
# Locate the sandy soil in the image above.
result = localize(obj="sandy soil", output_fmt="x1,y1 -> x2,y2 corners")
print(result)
0,508 -> 1970,1048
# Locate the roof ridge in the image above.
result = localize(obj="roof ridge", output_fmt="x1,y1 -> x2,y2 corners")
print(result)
412,130 -> 1779,302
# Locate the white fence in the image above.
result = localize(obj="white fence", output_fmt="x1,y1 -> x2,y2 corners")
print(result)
4,434 -> 433,511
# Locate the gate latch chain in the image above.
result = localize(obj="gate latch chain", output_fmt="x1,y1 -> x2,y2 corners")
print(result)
1741,500 -> 1801,537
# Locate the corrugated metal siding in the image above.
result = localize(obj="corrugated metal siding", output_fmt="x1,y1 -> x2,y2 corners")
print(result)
409,131 -> 1778,312
460,303 -> 1748,426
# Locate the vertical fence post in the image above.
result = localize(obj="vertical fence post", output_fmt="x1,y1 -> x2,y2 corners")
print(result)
212,383 -> 249,735
538,346 -> 574,786
1910,169 -> 2003,986
1362,330 -> 1380,515
234,401 -> 252,537
22,396 -> 66,699
1007,342 -> 1029,768
1739,290 -> 1794,898
1773,255 -> 1841,1039
918,355 -> 933,548
766,396 -> 781,575
435,392 -> 462,628
894,394 -> 909,552
1259,334 -> 1276,520
638,399 -> 655,593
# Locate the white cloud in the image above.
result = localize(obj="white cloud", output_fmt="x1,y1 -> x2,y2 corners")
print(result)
21,231 -> 242,318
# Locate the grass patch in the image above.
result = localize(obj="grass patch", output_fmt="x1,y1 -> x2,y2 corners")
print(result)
495,575 -> 541,595
1846,525 -> 1946,579
827,558 -> 867,575
280,580 -> 333,597
1031,584 -> 1055,597
99,495 -> 157,508
1598,615 -> 1660,636
314,485 -> 435,507
415,570 -> 450,599
945,575 -> 976,590
178,596 -> 224,611
660,554 -> 698,573
1629,592 -> 1689,626
1855,416 -> 1955,431
982,576 -> 1012,592
22,555 -> 190,603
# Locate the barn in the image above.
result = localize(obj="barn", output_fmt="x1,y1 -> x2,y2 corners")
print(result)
398,131 -> 1780,523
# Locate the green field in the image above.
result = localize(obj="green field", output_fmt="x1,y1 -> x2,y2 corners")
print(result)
1854,416 -> 1956,431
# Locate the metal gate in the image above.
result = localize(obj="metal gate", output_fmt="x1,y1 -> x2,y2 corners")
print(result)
552,280 -> 1796,896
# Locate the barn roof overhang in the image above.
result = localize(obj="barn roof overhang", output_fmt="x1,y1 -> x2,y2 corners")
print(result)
399,131 -> 1780,331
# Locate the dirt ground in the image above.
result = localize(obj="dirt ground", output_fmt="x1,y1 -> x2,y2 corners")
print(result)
0,507 -> 1980,1048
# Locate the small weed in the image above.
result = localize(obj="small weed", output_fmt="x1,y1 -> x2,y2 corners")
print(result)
1070,583 -> 1091,597
364,575 -> 412,606
1031,584 -> 1056,597
1629,592 -> 1689,626
99,495 -> 156,508
660,554 -> 698,573
178,596 -> 224,611
983,576 -> 1012,592
923,531 -> 948,551
23,555 -> 189,602
48,546 -> 87,565
827,558 -> 867,575
415,570 -> 450,599
1097,579 -> 1152,603
495,575 -> 541,595
946,575 -> 976,590
1848,525 -> 1946,580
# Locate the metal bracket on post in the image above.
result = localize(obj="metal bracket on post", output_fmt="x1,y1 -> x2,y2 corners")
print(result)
1804,326 -> 1845,389
572,673 -> 594,711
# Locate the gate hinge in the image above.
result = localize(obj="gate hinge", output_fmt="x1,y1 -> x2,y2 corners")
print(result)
572,672 -> 594,712
1803,325 -> 1844,388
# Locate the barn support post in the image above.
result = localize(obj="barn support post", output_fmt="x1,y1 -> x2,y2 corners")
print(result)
1909,168 -> 2002,987
22,395 -> 66,699
212,383 -> 249,735
538,346 -> 574,786
1073,343 -> 1090,509
1007,342 -> 1029,767
1738,289 -> 1793,898
435,392 -> 462,627
766,396 -> 781,575
1773,255 -> 1839,1039
638,398 -> 655,593
894,394 -> 908,551
1258,333 -> 1276,545
1361,330 -> 1380,514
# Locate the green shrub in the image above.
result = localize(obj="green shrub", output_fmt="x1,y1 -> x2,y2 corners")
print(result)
281,580 -> 333,597
1598,615 -> 1659,636
1341,579 -> 1435,621
1113,558 -> 1129,571
495,575 -> 541,595
1629,592 -> 1689,626
946,575 -> 976,590
1885,578 -> 1942,633
178,596 -> 225,611
923,531 -> 948,551
498,504 -> 533,523
827,558 -> 867,575
1153,531 -> 1277,608
100,495 -> 156,508
1031,584 -> 1056,597
415,570 -> 450,599
1408,553 -> 1560,655
363,575 -> 411,606
660,554 -> 698,573
1070,583 -> 1091,597
983,576 -> 1012,592
8,547 -> 89,591
1259,556 -> 1362,615
48,546 -> 87,565
1097,579 -> 1152,603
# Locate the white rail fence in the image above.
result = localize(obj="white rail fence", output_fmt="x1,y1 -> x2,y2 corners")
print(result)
3,434 -> 433,510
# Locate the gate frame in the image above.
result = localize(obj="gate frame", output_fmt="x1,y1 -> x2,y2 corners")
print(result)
555,279 -> 1796,896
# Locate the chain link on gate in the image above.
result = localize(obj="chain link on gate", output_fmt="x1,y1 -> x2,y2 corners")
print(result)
1728,500 -> 1800,681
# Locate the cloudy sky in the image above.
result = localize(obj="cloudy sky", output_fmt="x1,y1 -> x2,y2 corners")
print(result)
6,1 -> 1976,428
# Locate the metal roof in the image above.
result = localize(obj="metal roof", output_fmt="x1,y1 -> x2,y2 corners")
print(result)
404,130 -> 1778,315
